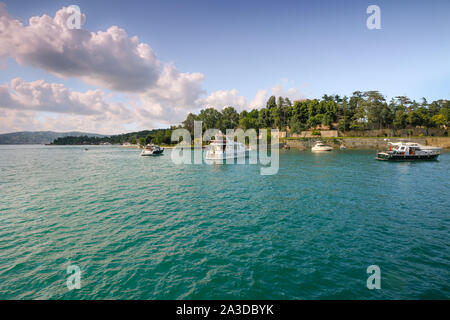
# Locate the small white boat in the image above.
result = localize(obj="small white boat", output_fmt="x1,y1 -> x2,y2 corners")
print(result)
311,141 -> 333,152
205,132 -> 247,160
141,144 -> 164,156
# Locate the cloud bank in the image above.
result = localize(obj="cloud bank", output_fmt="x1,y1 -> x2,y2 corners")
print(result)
0,4 -> 160,92
0,4 -> 306,134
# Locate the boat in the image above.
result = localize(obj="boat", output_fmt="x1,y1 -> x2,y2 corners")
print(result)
140,144 -> 164,156
205,132 -> 247,160
311,141 -> 333,152
376,141 -> 441,161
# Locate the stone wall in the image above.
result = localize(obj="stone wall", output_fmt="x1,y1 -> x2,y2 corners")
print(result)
290,130 -> 338,138
282,137 -> 450,150
342,128 -> 447,137
425,137 -> 450,148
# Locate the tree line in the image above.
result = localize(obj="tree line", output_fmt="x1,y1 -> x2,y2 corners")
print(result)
182,91 -> 449,135
51,129 -> 173,145
51,91 -> 449,145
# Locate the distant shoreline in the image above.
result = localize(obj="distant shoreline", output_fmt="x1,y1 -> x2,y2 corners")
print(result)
2,136 -> 449,150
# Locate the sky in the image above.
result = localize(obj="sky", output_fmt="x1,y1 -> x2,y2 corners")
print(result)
0,0 -> 449,134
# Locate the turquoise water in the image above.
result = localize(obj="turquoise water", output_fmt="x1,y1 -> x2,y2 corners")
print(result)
0,145 -> 449,299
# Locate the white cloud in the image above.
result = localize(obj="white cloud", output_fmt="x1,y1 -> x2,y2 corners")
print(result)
0,4 -> 163,92
248,89 -> 267,109
0,75 -> 206,133
0,77 -> 129,116
196,83 -> 304,113
271,84 -> 305,101
196,89 -> 247,111
134,64 -> 205,127
0,4 -> 309,134
0,4 -> 208,132
0,78 -> 307,133
0,108 -> 134,134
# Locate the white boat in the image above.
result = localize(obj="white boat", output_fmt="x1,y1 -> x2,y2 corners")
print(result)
311,141 -> 333,152
205,133 -> 247,160
140,144 -> 164,156
376,141 -> 440,161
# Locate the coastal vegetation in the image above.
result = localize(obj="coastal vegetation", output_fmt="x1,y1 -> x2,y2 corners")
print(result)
49,91 -> 449,145
183,91 -> 449,135
0,131 -> 105,145
51,129 -> 173,146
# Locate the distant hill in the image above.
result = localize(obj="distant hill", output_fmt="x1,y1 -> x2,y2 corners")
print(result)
0,131 -> 107,144
50,129 -> 167,145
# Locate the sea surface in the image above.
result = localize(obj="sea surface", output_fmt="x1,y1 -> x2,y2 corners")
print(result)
0,145 -> 449,299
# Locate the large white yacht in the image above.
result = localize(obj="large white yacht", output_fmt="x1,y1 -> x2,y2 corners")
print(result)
311,141 -> 333,152
376,141 -> 441,161
205,133 -> 247,160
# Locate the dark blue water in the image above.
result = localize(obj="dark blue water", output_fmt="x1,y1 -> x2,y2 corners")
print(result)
0,145 -> 449,299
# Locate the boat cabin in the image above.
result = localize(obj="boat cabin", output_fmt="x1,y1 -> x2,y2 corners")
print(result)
389,143 -> 421,156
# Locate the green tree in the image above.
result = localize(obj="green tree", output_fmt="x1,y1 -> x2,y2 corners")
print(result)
408,107 -> 429,127
292,100 -> 309,125
363,91 -> 386,129
430,114 -> 446,127
393,109 -> 407,129
221,106 -> 240,131
258,108 -> 273,128
284,97 -> 292,107
277,97 -> 284,109
337,97 -> 350,131
145,134 -> 153,144
266,96 -> 277,109
183,113 -> 199,136
198,108 -> 223,131
238,109 -> 260,130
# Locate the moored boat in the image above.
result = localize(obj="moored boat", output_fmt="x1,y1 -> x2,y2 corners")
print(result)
141,144 -> 164,156
311,141 -> 333,152
376,142 -> 440,161
205,133 -> 247,160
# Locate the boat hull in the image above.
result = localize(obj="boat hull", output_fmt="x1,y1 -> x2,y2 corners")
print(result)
141,149 -> 164,156
205,150 -> 247,160
376,152 -> 439,161
311,147 -> 332,152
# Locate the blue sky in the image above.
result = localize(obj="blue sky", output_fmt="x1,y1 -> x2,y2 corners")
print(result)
1,0 -> 449,133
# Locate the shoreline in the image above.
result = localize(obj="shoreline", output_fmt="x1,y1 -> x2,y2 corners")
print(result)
2,136 -> 449,150
281,136 -> 450,150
